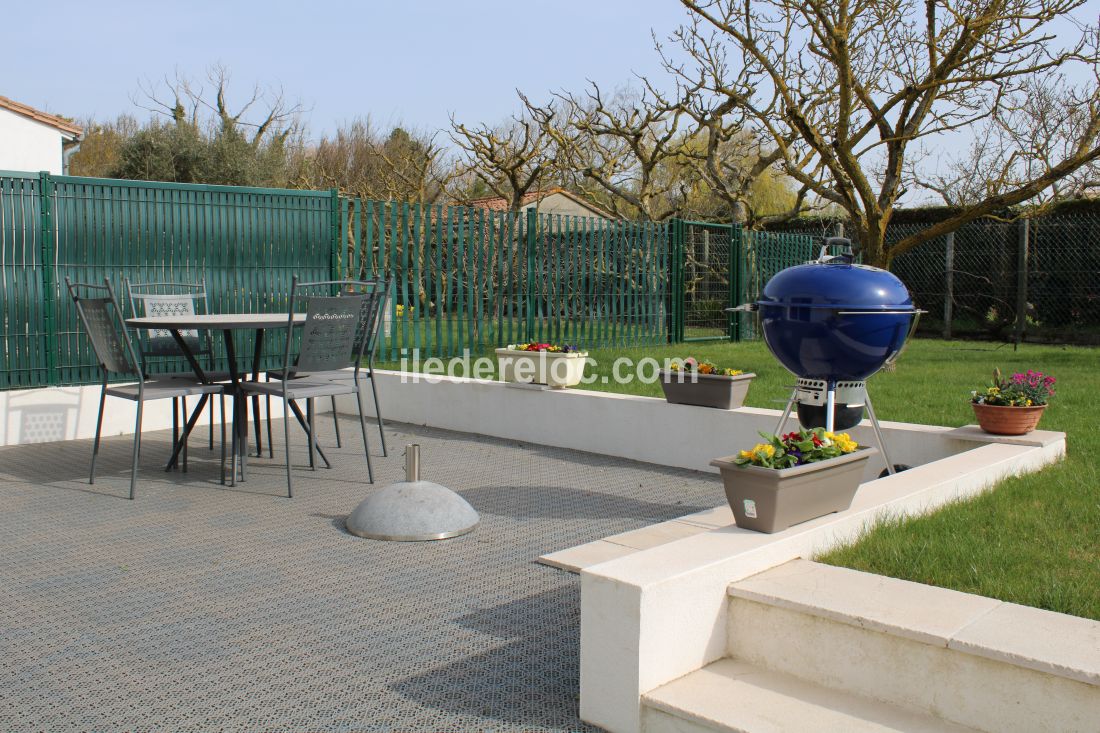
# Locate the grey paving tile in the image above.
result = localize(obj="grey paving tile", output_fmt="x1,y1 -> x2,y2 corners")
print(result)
0,416 -> 723,732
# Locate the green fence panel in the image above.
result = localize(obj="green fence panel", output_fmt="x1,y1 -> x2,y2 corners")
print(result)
0,172 -> 336,390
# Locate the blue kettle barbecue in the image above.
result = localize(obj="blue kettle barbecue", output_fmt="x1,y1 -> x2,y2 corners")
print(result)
732,238 -> 924,476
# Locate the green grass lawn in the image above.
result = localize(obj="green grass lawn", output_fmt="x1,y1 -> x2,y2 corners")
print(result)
381,338 -> 1100,620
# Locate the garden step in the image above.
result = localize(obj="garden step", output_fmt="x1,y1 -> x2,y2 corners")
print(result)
642,658 -> 975,733
724,560 -> 1100,733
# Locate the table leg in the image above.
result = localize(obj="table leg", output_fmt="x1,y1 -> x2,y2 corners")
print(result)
287,399 -> 331,469
223,330 -> 247,484
164,394 -> 210,471
250,329 -> 265,457
164,328 -> 213,472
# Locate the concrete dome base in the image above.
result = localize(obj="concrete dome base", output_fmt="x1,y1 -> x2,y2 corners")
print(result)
346,480 -> 479,541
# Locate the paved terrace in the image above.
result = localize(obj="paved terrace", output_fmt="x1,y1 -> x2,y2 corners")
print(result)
0,414 -> 725,732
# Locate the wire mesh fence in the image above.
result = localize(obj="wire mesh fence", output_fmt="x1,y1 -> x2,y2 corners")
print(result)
682,222 -> 733,339
768,206 -> 1100,345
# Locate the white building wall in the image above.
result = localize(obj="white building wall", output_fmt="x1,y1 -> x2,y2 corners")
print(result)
0,109 -> 66,174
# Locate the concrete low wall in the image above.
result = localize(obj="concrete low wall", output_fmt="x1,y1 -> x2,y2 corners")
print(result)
0,383 -> 292,448
579,433 -> 1066,733
333,370 -> 981,481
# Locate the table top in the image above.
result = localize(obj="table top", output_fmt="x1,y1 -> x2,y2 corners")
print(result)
126,313 -> 306,330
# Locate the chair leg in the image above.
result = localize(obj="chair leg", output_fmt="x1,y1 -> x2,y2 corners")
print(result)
252,394 -> 263,458
89,383 -> 107,485
307,399 -> 317,471
229,398 -> 238,488
282,395 -> 293,498
130,400 -> 144,500
181,396 -> 188,473
209,396 -> 215,450
356,388 -> 375,483
220,394 -> 227,485
331,396 -> 342,448
369,372 -> 387,457
170,398 -> 178,466
265,375 -> 274,459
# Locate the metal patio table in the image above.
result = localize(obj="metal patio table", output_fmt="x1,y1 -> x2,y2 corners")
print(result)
125,312 -> 319,484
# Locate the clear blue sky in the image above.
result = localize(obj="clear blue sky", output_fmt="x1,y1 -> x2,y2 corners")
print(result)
5,0 -> 692,139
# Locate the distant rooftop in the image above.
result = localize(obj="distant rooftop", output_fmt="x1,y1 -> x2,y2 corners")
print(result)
0,95 -> 83,138
465,187 -> 617,219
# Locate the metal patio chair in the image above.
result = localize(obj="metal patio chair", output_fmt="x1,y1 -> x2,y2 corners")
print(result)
66,277 -> 227,500
125,276 -> 232,463
263,277 -> 390,459
241,277 -> 387,497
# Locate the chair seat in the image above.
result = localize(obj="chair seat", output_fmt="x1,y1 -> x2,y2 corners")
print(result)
107,380 -> 226,402
161,370 -> 233,382
241,380 -> 357,400
265,367 -> 361,381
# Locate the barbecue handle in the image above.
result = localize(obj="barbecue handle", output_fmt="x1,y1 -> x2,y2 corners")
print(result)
834,309 -> 929,315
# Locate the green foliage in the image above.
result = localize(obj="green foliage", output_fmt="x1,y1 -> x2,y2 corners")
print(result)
111,119 -> 290,187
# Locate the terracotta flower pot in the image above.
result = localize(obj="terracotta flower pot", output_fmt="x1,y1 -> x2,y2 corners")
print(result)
659,370 -> 755,409
709,447 -> 877,533
972,403 -> 1046,435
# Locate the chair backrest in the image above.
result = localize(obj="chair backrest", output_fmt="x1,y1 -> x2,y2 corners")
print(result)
124,278 -> 211,359
66,277 -> 141,379
281,277 -> 389,377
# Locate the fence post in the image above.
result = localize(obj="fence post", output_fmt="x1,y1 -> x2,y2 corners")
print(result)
329,188 -> 341,281
666,218 -> 683,343
729,221 -> 742,342
38,171 -> 58,386
1015,218 -> 1029,347
943,231 -> 955,339
525,207 -> 537,342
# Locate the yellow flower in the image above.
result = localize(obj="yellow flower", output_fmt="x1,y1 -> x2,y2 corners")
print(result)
738,449 -> 754,460
831,432 -> 858,453
1026,399 -> 1032,406
724,369 -> 744,376
752,443 -> 775,460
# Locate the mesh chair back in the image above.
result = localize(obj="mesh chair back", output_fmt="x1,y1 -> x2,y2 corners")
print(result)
125,279 -> 210,359
296,296 -> 365,373
280,277 -> 388,377
346,278 -> 390,362
66,279 -> 140,377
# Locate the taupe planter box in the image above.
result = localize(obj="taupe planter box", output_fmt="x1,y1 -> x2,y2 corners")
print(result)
659,371 -> 756,409
710,447 -> 877,533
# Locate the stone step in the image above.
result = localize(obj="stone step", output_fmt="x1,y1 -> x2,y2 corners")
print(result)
643,658 -> 975,733
724,560 -> 1100,733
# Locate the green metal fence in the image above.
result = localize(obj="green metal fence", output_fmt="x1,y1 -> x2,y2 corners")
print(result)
1,172 -> 335,389
335,199 -> 672,361
1,168 -> 823,393
666,221 -> 814,343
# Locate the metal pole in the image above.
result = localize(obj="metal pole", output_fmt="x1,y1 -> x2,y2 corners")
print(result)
1014,219 -> 1029,348
863,390 -> 896,476
405,444 -> 421,482
943,232 -> 955,339
774,389 -> 798,434
825,382 -> 836,433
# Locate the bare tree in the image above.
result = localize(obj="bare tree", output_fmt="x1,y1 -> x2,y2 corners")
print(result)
299,119 -> 450,203
136,64 -> 303,146
449,111 -> 552,211
528,83 -> 693,221
678,0 -> 1100,266
914,72 -> 1100,205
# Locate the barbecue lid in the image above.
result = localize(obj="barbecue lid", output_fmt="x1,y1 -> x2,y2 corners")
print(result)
757,260 -> 915,311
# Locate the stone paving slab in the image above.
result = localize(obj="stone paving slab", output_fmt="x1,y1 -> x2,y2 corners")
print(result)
0,415 -> 724,733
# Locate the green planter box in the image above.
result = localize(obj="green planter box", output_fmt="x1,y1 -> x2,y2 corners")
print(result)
659,371 -> 755,409
709,447 -> 878,533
